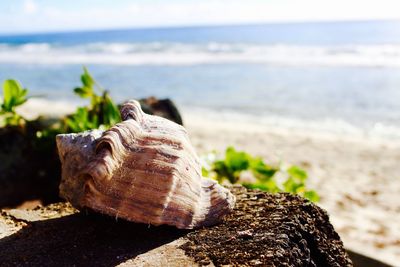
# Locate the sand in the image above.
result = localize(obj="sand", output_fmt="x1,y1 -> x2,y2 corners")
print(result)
184,112 -> 400,266
16,99 -> 400,265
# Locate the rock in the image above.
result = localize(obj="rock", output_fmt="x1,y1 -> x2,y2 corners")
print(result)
0,122 -> 61,208
139,97 -> 183,125
181,186 -> 353,266
0,186 -> 352,266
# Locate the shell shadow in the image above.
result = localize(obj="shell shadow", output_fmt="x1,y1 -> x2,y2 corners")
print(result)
0,212 -> 188,266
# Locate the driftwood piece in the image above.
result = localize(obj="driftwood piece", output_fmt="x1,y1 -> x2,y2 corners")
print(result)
0,186 -> 353,266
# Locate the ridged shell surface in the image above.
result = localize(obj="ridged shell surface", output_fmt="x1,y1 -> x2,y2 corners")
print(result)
56,100 -> 235,229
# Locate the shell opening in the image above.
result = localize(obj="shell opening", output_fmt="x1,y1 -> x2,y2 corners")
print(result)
95,141 -> 113,155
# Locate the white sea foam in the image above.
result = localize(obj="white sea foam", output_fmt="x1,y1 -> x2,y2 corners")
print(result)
0,42 -> 400,67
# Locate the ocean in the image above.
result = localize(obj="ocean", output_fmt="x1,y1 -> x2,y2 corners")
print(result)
0,20 -> 399,139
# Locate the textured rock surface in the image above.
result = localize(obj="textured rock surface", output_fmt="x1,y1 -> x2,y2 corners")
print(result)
0,186 -> 353,266
181,186 -> 353,266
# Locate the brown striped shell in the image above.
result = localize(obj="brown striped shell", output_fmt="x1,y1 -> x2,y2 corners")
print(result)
56,100 -> 235,229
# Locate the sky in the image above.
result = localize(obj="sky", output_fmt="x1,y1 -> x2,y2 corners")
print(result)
0,0 -> 400,34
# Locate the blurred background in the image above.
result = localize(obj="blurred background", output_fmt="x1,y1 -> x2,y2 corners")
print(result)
0,0 -> 399,266
0,0 -> 399,138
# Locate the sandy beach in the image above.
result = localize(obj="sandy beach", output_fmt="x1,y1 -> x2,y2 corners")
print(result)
184,112 -> 400,266
17,99 -> 400,265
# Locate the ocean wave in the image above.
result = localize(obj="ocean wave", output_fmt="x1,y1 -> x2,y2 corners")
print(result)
0,42 -> 400,67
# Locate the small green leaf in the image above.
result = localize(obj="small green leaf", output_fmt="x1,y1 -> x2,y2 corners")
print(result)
287,166 -> 308,182
225,146 -> 250,172
3,80 -> 17,110
1,79 -> 28,126
304,190 -> 320,202
14,88 -> 28,106
102,93 -> 121,126
212,160 -> 233,183
283,177 -> 295,192
250,157 -> 277,180
2,79 -> 27,111
74,87 -> 92,98
81,67 -> 95,88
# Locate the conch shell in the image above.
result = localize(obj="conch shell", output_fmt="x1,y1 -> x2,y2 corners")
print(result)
56,100 -> 235,229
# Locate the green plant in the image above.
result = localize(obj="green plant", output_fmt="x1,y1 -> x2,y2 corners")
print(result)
65,67 -> 121,132
0,68 -> 121,136
0,80 -> 28,127
202,146 -> 320,202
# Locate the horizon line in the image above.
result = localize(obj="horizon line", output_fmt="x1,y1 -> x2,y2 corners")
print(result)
0,18 -> 399,37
